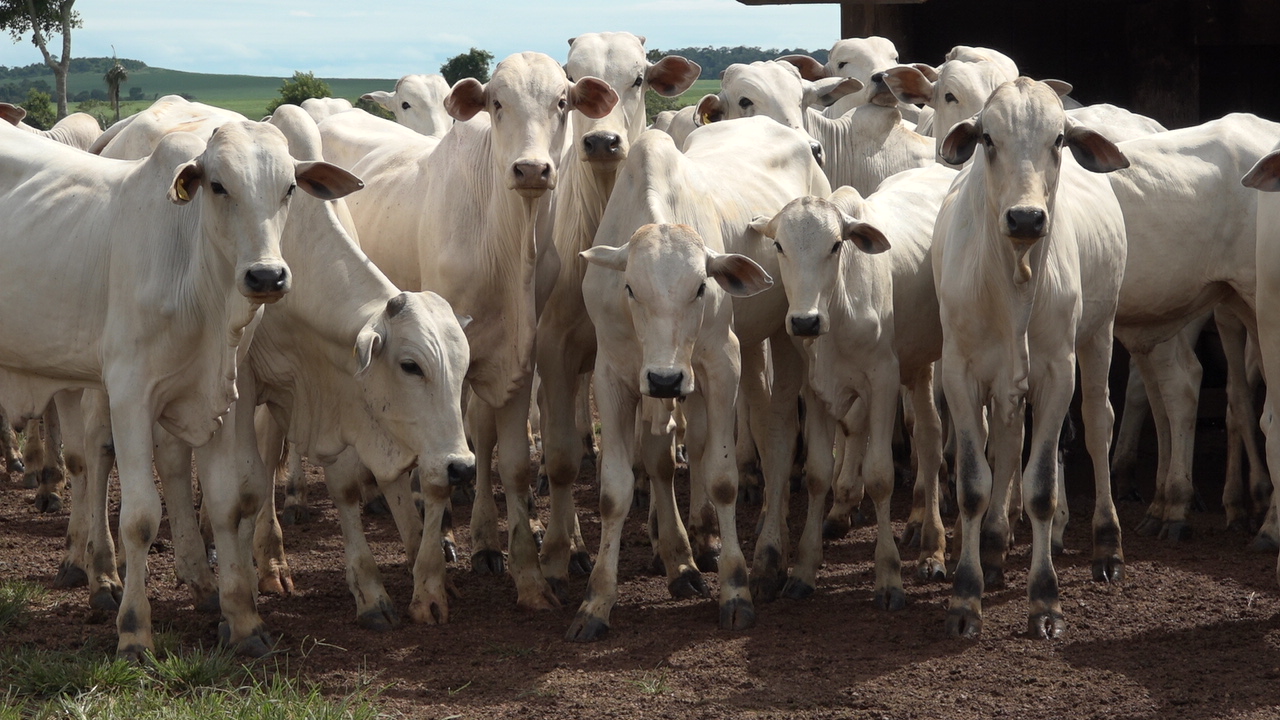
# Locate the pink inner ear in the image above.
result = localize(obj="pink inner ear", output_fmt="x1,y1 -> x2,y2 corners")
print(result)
444,79 -> 486,121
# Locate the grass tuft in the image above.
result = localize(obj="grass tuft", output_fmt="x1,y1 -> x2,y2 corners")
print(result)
630,670 -> 671,695
0,580 -> 46,632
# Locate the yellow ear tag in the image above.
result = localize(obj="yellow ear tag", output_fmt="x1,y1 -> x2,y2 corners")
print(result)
176,183 -> 189,202
700,112 -> 712,125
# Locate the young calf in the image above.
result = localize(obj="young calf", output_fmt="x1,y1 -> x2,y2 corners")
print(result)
574,223 -> 772,640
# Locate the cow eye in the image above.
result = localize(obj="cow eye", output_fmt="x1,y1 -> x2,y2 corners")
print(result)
982,133 -> 994,148
210,181 -> 227,195
401,101 -> 411,110
944,92 -> 957,104
566,75 -> 574,82
285,183 -> 295,198
625,284 -> 634,299
1054,133 -> 1064,148
837,61 -> 848,70
400,360 -> 424,377
559,97 -> 568,110
696,283 -> 706,299
738,97 -> 753,109
773,241 -> 784,255
831,242 -> 842,255
633,75 -> 643,88
493,100 -> 502,112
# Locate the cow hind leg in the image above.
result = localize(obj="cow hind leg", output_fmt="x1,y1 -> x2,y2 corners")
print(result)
33,405 -> 67,513
154,431 -> 220,612
783,390 -> 836,600
466,396 -> 505,575
907,368 -> 946,583
1078,329 -> 1124,582
323,451 -> 398,630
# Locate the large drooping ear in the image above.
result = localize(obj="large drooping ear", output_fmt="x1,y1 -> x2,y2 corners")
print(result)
882,65 -> 935,105
777,54 -> 829,81
569,76 -> 620,119
695,93 -> 726,125
1064,115 -> 1129,173
748,212 -> 781,240
354,319 -> 387,376
444,78 -> 487,121
806,77 -> 863,108
294,161 -> 365,200
1243,150 -> 1280,192
705,249 -> 774,297
0,102 -> 25,125
168,160 -> 203,205
913,63 -> 939,82
839,212 -> 891,254
1043,79 -> 1074,98
940,115 -> 983,166
646,56 -> 701,97
580,243 -> 631,272
360,90 -> 395,111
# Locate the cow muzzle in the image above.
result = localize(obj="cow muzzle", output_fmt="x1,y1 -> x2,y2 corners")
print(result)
446,460 -> 477,487
241,263 -> 291,302
582,131 -> 624,163
510,159 -> 556,197
1005,206 -> 1047,241
645,369 -> 687,399
868,72 -> 898,107
789,313 -> 824,337
809,141 -> 825,168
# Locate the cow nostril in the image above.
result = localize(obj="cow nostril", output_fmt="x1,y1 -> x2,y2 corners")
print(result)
1005,208 -> 1047,238
646,371 -> 684,398
245,267 -> 287,293
447,461 -> 476,487
790,314 -> 822,337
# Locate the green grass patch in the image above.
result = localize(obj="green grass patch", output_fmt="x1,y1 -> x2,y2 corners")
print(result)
0,580 -> 45,633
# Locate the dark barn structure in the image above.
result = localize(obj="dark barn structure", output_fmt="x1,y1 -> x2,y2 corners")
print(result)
739,0 -> 1280,128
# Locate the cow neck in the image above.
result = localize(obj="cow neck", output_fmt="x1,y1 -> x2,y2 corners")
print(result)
553,137 -> 619,283
805,104 -> 925,195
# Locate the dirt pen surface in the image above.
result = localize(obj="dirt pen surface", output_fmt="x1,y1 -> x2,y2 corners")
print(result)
3,409 -> 1280,720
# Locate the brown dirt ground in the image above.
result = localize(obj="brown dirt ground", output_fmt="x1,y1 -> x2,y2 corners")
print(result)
3,385 -> 1280,719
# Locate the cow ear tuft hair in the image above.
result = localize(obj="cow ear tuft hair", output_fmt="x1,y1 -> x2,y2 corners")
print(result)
705,250 -> 773,298
1064,116 -> 1129,173
748,213 -> 780,240
295,161 -> 364,200
580,244 -> 631,272
445,78 -> 487,121
354,322 -> 386,376
695,93 -> 725,126
940,115 -> 983,166
840,214 -> 891,254
1243,150 -> 1280,192
168,161 -> 203,205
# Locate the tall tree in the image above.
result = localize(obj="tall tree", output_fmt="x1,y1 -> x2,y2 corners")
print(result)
440,47 -> 493,86
103,55 -> 125,123
0,0 -> 79,119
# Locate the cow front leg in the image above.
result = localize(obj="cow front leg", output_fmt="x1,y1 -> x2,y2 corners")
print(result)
907,368 -> 946,582
154,430 -> 220,612
494,378 -> 558,611
51,391 -> 91,590
465,396 -> 504,575
823,400 -> 868,541
78,391 -> 122,612
322,450 -> 398,630
106,398 -> 162,659
942,366 -> 992,639
1023,358 -> 1075,639
33,405 -> 67,513
783,388 -> 836,600
864,374 -> 906,611
410,461 -> 455,625
1077,328 -> 1124,582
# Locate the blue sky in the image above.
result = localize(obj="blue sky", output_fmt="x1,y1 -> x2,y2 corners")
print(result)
0,1 -> 840,79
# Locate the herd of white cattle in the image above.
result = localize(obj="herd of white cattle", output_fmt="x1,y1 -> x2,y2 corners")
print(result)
3,30 -> 1280,656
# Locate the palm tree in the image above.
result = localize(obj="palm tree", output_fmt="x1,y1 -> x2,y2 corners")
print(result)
104,58 -> 127,123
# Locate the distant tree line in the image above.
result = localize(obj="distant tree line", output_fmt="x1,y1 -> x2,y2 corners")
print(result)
645,45 -> 829,79
0,55 -> 145,80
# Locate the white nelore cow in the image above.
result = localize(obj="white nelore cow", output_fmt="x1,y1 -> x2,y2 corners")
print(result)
750,163 -> 957,607
348,52 -> 619,611
88,94 -> 247,156
808,36 -> 902,118
533,31 -> 700,602
299,96 -> 354,124
0,102 -> 102,150
317,108 -> 432,175
567,117 -> 829,637
362,74 -> 453,138
0,119 -> 358,656
934,78 -> 1129,639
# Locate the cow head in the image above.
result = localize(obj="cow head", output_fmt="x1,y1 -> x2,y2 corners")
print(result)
941,79 -> 1127,252
781,36 -> 900,114
362,74 -> 453,139
444,51 -> 619,198
352,292 -> 475,484
751,188 -> 889,338
581,224 -> 771,399
565,32 -> 700,167
167,121 -> 363,303
695,60 -> 861,144
884,59 -> 1009,166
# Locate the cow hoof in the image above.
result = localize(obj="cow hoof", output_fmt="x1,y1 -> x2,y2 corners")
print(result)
1028,612 -> 1066,640
357,600 -> 400,631
569,551 -> 593,576
34,491 -> 62,514
21,470 -> 38,489
6,457 -> 23,475
1226,517 -> 1252,535
902,522 -> 922,549
532,528 -> 545,552
1134,514 -> 1161,537
52,561 -> 88,588
1162,521 -> 1192,543
258,570 -> 294,596
668,568 -> 709,600
218,622 -> 274,658
1249,533 -> 1280,553
471,550 -> 506,576
945,607 -> 982,638
917,559 -> 947,583
89,586 -> 121,614
749,571 -> 785,605
982,565 -> 1005,589
363,495 -> 391,517
781,577 -> 814,600
116,644 -> 150,663
450,484 -> 476,506
565,612 -> 609,643
822,517 -> 851,541
441,539 -> 458,564
194,591 -> 221,614
693,551 -> 719,574
1051,540 -> 1064,557
649,555 -> 666,576
719,597 -> 755,631
874,587 -> 906,612
546,576 -> 571,606
1091,557 -> 1124,583
280,505 -> 311,526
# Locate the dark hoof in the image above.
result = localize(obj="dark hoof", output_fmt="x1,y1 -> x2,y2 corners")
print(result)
357,599 -> 401,631
194,592 -> 221,614
52,561 -> 88,588
218,622 -> 274,658
569,551 -> 593,576
450,483 -> 476,506
719,597 -> 755,631
945,607 -> 982,638
903,522 -> 922,550
781,576 -> 814,600
533,529 -> 545,552
363,495 -> 391,517
7,457 -> 23,475
21,470 -> 38,489
1249,533 -> 1280,553
34,491 -> 62,514
982,565 -> 1005,589
1162,521 -> 1192,543
1028,612 -> 1066,639
822,517 -> 851,541
116,644 -> 150,662
668,568 -> 710,600
471,549 -> 506,575
917,559 -> 947,583
89,585 -> 121,613
649,554 -> 666,576
694,551 -> 719,574
1051,540 -> 1064,557
874,586 -> 906,612
565,612 -> 609,642
1134,515 -> 1161,537
1091,557 -> 1124,583
546,576 -> 571,606
442,539 -> 458,564
280,504 -> 312,526
749,570 -> 786,604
